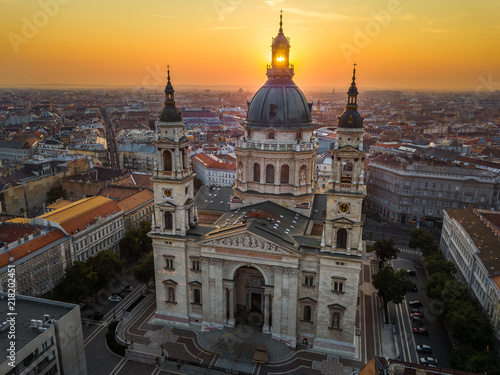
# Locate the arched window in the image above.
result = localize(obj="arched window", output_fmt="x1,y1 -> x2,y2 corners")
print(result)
341,161 -> 353,183
266,164 -> 275,183
296,131 -> 302,140
336,229 -> 347,248
268,131 -> 275,140
280,165 -> 289,184
163,150 -> 172,171
164,212 -> 173,230
168,287 -> 175,302
303,305 -> 312,322
194,289 -> 201,304
253,163 -> 260,182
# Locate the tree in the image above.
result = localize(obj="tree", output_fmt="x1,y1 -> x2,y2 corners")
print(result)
374,238 -> 399,267
134,251 -> 155,286
46,185 -> 67,204
52,261 -> 98,303
372,266 -> 415,322
425,253 -> 455,276
119,221 -> 152,263
87,250 -> 122,290
424,272 -> 452,300
408,228 -> 438,256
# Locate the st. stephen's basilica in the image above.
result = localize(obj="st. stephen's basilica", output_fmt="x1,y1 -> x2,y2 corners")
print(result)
150,14 -> 366,357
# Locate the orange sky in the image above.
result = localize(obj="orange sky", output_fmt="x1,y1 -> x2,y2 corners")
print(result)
1,0 -> 500,91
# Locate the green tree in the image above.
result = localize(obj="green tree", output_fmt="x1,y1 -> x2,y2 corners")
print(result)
409,228 -> 438,256
134,251 -> 155,286
87,250 -> 122,290
372,266 -> 415,322
425,253 -> 455,276
423,272 -> 452,300
46,185 -> 67,204
374,238 -> 400,267
446,299 -> 493,349
120,221 -> 152,264
52,261 -> 98,303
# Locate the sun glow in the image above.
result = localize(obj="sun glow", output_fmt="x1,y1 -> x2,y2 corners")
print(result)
277,56 -> 285,63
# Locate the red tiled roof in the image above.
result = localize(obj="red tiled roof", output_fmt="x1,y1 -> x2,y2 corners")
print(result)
117,189 -> 154,213
0,223 -> 37,244
0,229 -> 66,268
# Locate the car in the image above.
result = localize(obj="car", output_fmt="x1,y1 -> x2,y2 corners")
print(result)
122,285 -> 134,292
409,300 -> 422,307
417,345 -> 432,353
420,357 -> 438,365
411,314 -> 423,321
252,344 -> 268,364
412,327 -> 428,335
406,269 -> 416,276
412,285 -> 418,292
108,295 -> 122,302
411,309 -> 423,316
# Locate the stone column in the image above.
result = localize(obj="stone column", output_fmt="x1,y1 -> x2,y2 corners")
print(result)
287,269 -> 298,346
263,289 -> 272,334
214,259 -> 224,327
272,267 -> 283,338
228,286 -> 235,327
201,258 -> 210,330
332,228 -> 337,249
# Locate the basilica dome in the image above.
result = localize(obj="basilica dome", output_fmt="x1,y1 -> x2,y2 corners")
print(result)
246,81 -> 313,129
244,13 -> 313,130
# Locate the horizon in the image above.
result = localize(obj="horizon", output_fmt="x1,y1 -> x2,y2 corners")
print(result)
1,0 -> 500,91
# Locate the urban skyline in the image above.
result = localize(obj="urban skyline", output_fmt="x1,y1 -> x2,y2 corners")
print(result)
1,0 -> 500,90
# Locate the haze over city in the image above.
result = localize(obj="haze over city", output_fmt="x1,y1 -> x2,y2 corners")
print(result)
1,0 -> 500,91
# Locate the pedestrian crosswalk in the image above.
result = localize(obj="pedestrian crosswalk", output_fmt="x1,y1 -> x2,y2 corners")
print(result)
398,248 -> 422,256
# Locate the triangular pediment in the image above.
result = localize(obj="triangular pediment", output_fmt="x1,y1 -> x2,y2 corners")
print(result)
330,217 -> 356,225
199,232 -> 301,257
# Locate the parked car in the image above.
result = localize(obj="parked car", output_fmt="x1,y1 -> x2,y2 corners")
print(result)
122,285 -> 134,292
412,327 -> 428,335
410,313 -> 423,320
411,308 -> 423,316
108,295 -> 122,302
420,357 -> 438,365
252,344 -> 268,364
406,269 -> 416,276
417,345 -> 432,353
409,300 -> 422,307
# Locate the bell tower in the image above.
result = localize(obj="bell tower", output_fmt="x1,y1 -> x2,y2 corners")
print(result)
322,65 -> 366,256
151,67 -> 196,236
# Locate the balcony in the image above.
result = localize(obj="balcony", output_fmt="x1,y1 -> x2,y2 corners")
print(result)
235,140 -> 315,152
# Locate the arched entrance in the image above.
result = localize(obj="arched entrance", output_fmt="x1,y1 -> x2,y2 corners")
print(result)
232,266 -> 267,329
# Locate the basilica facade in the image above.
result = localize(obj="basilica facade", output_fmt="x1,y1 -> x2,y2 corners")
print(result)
150,16 -> 366,357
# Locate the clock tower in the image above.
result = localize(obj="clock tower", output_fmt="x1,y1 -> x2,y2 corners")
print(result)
151,67 -> 196,236
322,65 -> 366,255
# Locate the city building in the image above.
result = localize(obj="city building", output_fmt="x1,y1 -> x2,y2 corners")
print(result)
365,155 -> 499,225
118,143 -> 156,172
116,188 -> 154,230
0,293 -> 87,375
192,153 -> 236,187
440,208 -> 500,340
0,138 -> 39,163
150,17 -> 366,357
31,196 -> 124,263
0,223 -> 69,296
